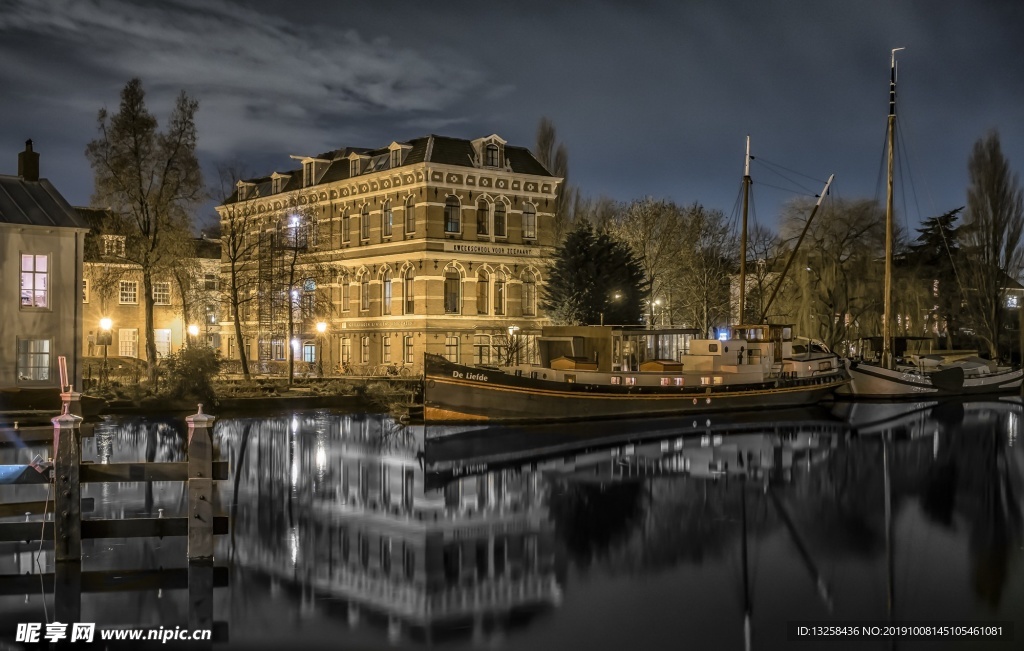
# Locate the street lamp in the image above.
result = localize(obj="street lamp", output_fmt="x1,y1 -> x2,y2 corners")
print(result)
99,317 -> 112,388
316,321 -> 327,378
187,323 -> 200,347
507,325 -> 521,365
600,292 -> 622,327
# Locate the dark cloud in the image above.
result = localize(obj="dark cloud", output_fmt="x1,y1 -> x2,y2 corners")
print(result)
2,0 -> 1023,230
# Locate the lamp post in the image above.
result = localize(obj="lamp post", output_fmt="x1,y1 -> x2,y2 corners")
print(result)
187,324 -> 200,348
600,292 -> 622,327
507,325 -> 521,365
316,321 -> 327,378
99,317 -> 112,389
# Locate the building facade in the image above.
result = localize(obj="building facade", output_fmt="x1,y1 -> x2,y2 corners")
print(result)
0,141 -> 88,393
78,211 -> 222,373
216,134 -> 560,375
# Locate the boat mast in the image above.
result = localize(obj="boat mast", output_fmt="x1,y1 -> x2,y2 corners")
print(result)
882,48 -> 904,370
739,136 -> 752,325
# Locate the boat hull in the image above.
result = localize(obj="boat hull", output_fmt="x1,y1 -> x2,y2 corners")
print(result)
835,360 -> 1024,399
423,354 -> 847,423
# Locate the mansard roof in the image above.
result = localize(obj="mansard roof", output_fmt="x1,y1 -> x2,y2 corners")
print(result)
0,174 -> 89,229
222,134 -> 554,204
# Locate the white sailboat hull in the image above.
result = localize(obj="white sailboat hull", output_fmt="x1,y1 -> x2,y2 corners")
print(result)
836,360 -> 1024,399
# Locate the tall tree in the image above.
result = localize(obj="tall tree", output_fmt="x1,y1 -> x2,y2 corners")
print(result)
908,208 -> 964,348
669,204 -> 737,337
610,198 -> 685,323
542,222 -> 647,326
217,165 -> 261,380
86,79 -> 204,381
534,117 -> 572,242
960,131 -> 1024,360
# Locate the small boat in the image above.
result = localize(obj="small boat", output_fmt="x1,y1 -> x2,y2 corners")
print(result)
423,323 -> 847,423
837,50 -> 1024,399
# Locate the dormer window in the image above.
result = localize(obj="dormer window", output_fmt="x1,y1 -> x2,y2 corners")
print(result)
391,149 -> 402,168
303,161 -> 314,187
485,144 -> 499,167
350,159 -> 362,177
237,183 -> 247,201
271,176 -> 284,194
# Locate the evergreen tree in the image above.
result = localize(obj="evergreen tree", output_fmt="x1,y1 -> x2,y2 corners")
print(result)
542,222 -> 648,325
908,208 -> 964,348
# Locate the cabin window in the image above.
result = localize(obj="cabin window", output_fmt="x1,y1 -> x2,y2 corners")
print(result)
625,377 -> 636,386
674,377 -> 684,386
708,343 -> 718,353
565,374 -> 576,383
713,377 -> 724,385
701,377 -> 711,385
610,376 -> 621,385
660,377 -> 671,386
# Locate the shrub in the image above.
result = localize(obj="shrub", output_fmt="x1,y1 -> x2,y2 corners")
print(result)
160,346 -> 222,404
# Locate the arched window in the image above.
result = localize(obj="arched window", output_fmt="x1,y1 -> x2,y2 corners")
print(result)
404,197 -> 415,235
476,199 -> 489,236
404,268 -> 415,315
342,210 -> 350,243
494,271 -> 506,316
522,203 -> 537,239
444,196 -> 460,233
444,269 -> 461,314
340,273 -> 351,311
382,270 -> 392,315
522,271 -> 536,316
360,205 -> 370,240
360,276 -> 370,311
382,200 -> 393,237
485,144 -> 499,167
494,202 -> 507,238
477,270 -> 489,314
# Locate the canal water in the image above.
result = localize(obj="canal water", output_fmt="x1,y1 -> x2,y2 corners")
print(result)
1,398 -> 1022,650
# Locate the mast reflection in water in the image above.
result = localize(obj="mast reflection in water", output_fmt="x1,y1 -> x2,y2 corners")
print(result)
1,399 -> 1019,650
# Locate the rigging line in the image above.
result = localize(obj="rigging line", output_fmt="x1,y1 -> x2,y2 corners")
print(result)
751,161 -> 820,196
753,157 -> 829,184
754,180 -> 820,197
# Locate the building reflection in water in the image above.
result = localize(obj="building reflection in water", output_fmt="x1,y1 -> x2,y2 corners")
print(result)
216,411 -> 560,645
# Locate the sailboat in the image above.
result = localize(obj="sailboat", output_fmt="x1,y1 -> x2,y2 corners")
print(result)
836,50 -> 1024,398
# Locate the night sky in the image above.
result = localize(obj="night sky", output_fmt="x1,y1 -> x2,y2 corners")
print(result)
3,0 -> 1023,233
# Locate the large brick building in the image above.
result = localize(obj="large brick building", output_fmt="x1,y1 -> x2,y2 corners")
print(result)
216,133 -> 561,375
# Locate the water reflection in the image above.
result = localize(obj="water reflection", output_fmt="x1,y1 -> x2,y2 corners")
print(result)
2,399 -> 1022,649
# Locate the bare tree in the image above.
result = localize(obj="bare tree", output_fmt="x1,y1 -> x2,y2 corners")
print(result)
669,204 -> 737,336
610,198 -> 685,324
85,79 -> 205,381
960,131 -> 1024,360
534,117 -> 572,242
217,165 -> 261,379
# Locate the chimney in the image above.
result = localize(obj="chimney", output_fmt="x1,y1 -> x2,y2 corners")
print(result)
18,139 -> 39,182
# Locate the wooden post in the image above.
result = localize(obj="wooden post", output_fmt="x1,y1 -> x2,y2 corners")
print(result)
54,562 -> 82,630
188,560 -> 214,650
52,405 -> 83,563
186,404 -> 216,561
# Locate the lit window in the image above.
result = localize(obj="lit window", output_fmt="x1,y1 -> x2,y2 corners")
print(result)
444,270 -> 461,314
404,269 -> 415,315
382,271 -> 392,315
625,377 -> 636,386
476,199 -> 489,236
118,328 -> 138,357
20,254 -> 48,308
206,303 -> 218,324
383,336 -> 392,363
522,271 -> 536,316
674,377 -> 684,386
494,272 -> 506,316
714,377 -> 724,385
444,336 -> 460,363
660,377 -> 671,386
1008,295 -> 1020,308
404,197 -> 415,234
404,336 -> 413,364
523,203 -> 537,239
485,143 -> 499,167
494,202 -> 506,237
476,270 -> 489,314
153,282 -> 171,305
16,339 -> 50,382
611,376 -> 622,385
382,200 -> 393,237
302,343 -> 315,363
701,377 -> 711,385
444,196 -> 461,233
119,280 -> 138,304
